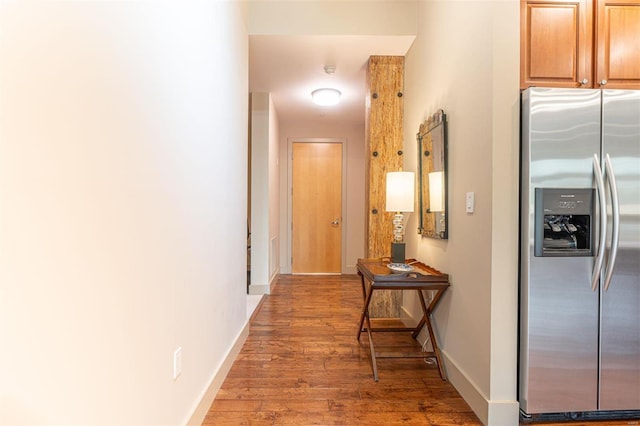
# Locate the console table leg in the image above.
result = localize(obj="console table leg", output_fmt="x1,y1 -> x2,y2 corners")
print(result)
365,316 -> 379,382
417,289 -> 447,381
357,282 -> 374,342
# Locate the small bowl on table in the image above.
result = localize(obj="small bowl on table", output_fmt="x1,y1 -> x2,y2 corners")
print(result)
387,263 -> 413,274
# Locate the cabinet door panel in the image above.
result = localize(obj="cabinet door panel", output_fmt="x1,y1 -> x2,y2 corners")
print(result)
596,1 -> 640,89
530,7 -> 577,78
521,0 -> 593,88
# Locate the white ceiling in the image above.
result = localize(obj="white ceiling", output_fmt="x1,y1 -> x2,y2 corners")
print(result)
249,35 -> 416,126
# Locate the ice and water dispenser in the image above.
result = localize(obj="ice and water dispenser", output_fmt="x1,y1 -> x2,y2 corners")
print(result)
534,188 -> 594,257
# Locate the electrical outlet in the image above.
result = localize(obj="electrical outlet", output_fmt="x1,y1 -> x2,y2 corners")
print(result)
173,347 -> 182,380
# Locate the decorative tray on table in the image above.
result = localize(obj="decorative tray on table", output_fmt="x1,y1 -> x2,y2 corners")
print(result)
387,263 -> 413,273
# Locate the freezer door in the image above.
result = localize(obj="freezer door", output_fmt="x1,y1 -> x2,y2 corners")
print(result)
600,90 -> 640,410
520,88 -> 601,414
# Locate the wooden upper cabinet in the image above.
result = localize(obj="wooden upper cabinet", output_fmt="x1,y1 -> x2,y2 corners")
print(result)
596,0 -> 640,89
521,0 -> 593,88
521,0 -> 640,89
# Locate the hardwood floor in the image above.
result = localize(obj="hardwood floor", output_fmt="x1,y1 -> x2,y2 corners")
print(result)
203,274 -> 638,426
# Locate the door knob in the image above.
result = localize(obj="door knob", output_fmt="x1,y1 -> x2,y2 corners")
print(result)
600,79 -> 608,86
331,219 -> 340,226
580,78 -> 588,85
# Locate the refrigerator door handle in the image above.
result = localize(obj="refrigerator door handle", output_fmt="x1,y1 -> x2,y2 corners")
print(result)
591,154 -> 607,292
603,153 -> 620,292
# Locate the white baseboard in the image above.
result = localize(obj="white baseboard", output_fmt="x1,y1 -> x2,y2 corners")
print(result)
185,320 -> 250,426
248,284 -> 269,295
400,305 -> 418,326
248,269 -> 278,295
441,349 -> 519,426
487,398 -> 520,426
269,269 -> 278,293
441,350 -> 490,424
400,306 -> 519,426
343,264 -> 357,274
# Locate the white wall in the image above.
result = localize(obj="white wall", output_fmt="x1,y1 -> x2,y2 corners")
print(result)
0,2 -> 249,424
278,121 -> 365,274
402,1 -> 520,425
249,92 -> 280,293
268,96 -> 281,280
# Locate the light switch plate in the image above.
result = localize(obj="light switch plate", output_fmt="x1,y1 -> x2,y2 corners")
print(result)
466,192 -> 475,213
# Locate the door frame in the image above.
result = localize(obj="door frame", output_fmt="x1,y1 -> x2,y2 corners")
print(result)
286,138 -> 347,274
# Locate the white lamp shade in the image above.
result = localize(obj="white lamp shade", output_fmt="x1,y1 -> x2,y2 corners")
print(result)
311,88 -> 341,106
428,171 -> 445,212
385,171 -> 415,212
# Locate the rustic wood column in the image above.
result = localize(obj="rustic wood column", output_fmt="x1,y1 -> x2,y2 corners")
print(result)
365,55 -> 405,318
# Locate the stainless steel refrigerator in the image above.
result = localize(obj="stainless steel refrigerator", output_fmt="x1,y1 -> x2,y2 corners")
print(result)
519,87 -> 640,421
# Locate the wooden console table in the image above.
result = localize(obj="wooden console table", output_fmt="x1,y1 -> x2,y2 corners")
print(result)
356,258 -> 450,381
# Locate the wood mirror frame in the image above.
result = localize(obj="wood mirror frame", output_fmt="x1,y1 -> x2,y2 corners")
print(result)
417,110 -> 448,239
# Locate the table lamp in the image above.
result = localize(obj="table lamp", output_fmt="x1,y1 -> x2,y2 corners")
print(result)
385,171 -> 415,263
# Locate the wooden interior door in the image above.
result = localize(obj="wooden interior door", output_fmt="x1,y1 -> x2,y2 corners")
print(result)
292,142 -> 342,274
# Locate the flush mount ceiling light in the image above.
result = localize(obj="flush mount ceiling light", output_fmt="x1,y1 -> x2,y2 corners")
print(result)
311,88 -> 341,106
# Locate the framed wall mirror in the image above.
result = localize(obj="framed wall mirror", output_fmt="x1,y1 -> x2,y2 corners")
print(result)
417,110 -> 448,239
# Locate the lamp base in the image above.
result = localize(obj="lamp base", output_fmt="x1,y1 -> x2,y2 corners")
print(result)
390,242 -> 406,264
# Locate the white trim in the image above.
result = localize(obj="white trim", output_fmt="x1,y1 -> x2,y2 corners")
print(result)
401,299 -> 519,426
441,350 -> 490,424
185,320 -> 250,426
286,138 -> 348,274
441,350 -> 519,426
248,284 -> 270,295
344,264 -> 357,275
291,272 -> 341,276
268,265 -> 278,292
248,268 -> 278,295
487,399 -> 520,426
400,304 -> 417,326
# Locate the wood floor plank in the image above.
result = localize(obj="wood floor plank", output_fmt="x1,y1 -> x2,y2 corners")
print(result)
203,274 -> 630,426
204,274 -> 481,425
